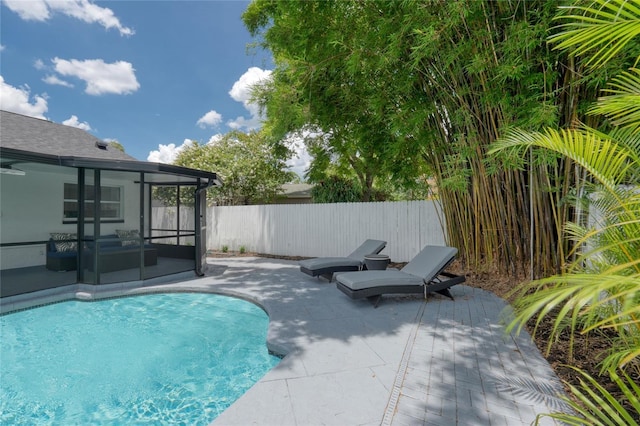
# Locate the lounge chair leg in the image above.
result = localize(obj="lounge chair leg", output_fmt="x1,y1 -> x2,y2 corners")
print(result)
436,288 -> 454,300
320,273 -> 333,282
367,295 -> 382,308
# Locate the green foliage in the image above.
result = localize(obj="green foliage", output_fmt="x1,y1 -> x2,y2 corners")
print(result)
243,0 -> 619,274
172,130 -> 296,206
491,1 -> 640,420
492,0 -> 640,373
152,186 -> 195,207
108,140 -> 125,152
492,128 -> 639,192
310,176 -> 362,203
221,245 -> 228,253
537,367 -> 639,426
243,0 -> 432,201
549,0 -> 640,69
590,68 -> 640,133
239,245 -> 246,254
372,175 -> 436,201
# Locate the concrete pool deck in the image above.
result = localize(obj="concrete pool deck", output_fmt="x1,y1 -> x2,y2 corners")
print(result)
168,257 -> 568,426
1,256 -> 569,425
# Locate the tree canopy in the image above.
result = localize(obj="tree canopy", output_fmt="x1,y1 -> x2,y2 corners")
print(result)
489,1 -> 640,419
242,0 -> 639,275
108,140 -> 125,152
244,0 -> 432,201
170,130 -> 296,206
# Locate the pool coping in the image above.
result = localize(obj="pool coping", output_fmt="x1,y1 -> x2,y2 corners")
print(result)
0,271 -> 197,315
1,257 -> 569,425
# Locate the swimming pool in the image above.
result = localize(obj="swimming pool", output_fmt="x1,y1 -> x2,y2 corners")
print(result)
0,293 -> 281,425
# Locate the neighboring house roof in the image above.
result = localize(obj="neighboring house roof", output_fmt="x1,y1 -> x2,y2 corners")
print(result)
0,110 -> 136,161
0,110 -> 221,186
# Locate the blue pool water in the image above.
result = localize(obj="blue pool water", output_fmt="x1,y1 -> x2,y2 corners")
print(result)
0,293 -> 280,425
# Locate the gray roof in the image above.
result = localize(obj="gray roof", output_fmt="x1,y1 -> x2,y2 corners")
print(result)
0,110 -> 222,186
0,110 -> 137,162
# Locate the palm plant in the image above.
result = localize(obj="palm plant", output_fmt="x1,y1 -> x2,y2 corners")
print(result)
491,0 -> 640,423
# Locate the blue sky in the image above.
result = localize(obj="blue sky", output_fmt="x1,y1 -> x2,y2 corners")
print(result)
1,0 -> 310,176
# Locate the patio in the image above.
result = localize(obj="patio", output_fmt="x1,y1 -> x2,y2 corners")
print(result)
0,256 -> 568,425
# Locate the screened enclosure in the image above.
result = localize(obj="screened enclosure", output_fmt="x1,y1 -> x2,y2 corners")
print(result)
0,149 -> 220,298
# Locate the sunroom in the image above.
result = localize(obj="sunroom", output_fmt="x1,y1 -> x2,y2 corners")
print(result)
0,110 -> 221,298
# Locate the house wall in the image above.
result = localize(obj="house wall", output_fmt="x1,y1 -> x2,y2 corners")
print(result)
0,169 -> 67,268
0,168 -> 143,269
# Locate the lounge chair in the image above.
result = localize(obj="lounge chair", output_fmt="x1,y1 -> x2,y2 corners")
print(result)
335,245 -> 465,307
299,239 -> 387,280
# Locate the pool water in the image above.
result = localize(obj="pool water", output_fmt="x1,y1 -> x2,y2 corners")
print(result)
0,293 -> 280,425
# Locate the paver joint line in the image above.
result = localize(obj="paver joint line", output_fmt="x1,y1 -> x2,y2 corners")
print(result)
381,300 -> 428,426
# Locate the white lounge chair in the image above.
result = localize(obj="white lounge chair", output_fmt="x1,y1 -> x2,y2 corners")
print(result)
298,239 -> 387,280
335,245 -> 465,307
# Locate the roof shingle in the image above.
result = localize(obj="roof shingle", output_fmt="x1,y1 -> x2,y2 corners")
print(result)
0,110 -> 138,162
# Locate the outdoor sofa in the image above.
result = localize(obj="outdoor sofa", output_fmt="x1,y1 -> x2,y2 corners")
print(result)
46,231 -> 158,273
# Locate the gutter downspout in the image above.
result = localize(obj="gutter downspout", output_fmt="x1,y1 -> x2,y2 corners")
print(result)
194,177 -> 219,276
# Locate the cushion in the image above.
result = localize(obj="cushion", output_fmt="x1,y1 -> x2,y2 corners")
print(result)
50,233 -> 78,252
335,270 -> 424,291
47,249 -> 77,258
115,229 -> 140,247
100,235 -> 122,248
299,257 -> 362,271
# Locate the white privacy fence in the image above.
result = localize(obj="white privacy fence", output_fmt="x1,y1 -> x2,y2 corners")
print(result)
153,201 -> 446,262
205,200 -> 447,262
151,193 -> 629,264
150,206 -> 196,245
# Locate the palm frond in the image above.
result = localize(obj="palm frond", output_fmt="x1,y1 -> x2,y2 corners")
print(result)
550,0 -> 640,68
540,366 -> 640,426
602,347 -> 640,373
590,68 -> 640,132
506,273 -> 640,369
500,2 -> 640,423
491,128 -> 638,191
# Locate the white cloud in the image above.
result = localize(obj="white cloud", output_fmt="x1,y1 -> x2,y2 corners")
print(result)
229,67 -> 272,105
62,115 -> 91,131
0,75 -> 48,118
286,143 -> 311,180
227,67 -> 272,130
43,74 -> 74,88
227,115 -> 257,131
34,59 -> 46,70
147,139 -> 195,164
52,57 -> 139,95
0,45 -> 5,52
3,0 -> 134,36
148,68 -> 273,163
282,131 -> 315,179
147,135 -> 223,165
197,110 -> 222,129
2,0 -> 50,20
206,134 -> 224,145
